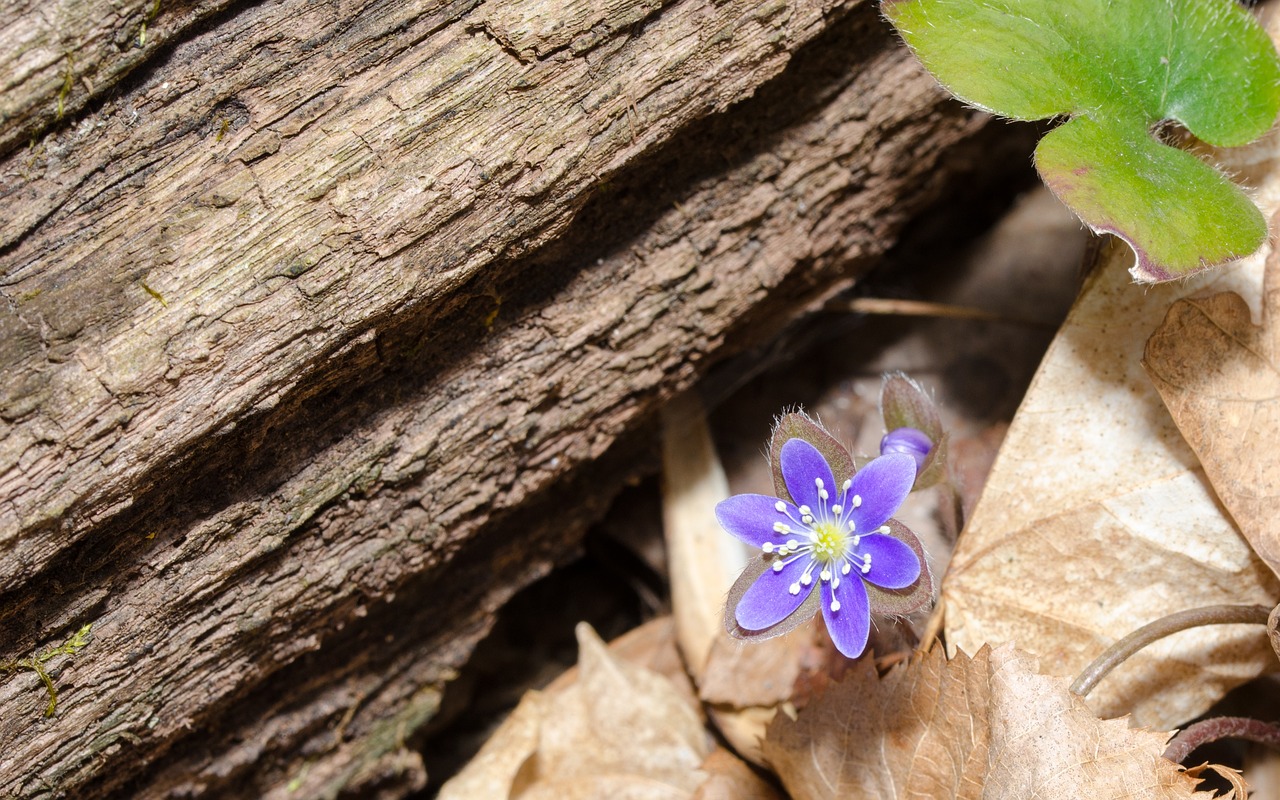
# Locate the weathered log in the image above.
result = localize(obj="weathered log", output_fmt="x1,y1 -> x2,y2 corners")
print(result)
0,0 -> 1034,796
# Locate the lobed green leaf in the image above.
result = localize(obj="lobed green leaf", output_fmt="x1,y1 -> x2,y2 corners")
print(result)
883,0 -> 1280,281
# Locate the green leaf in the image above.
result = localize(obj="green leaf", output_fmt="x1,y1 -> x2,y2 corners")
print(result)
882,0 -> 1280,281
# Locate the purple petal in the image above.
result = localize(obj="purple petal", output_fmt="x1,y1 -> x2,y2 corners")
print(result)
820,572 -> 870,658
736,556 -> 816,630
780,439 -> 837,512
715,494 -> 795,548
879,427 -> 932,472
843,453 -> 915,533
858,533 -> 921,589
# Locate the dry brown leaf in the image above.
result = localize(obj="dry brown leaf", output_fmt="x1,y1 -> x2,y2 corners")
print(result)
438,621 -> 713,800
1144,231 -> 1280,577
943,183 -> 1280,726
764,644 -> 1217,800
699,615 -> 840,708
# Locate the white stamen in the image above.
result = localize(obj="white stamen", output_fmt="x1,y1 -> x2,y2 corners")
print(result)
762,543 -> 774,553
879,525 -> 890,534
787,539 -> 798,550
815,478 -> 824,489
852,494 -> 862,508
789,582 -> 801,595
773,561 -> 785,572
830,599 -> 841,612
820,568 -> 832,582
847,519 -> 856,532
842,479 -> 852,491
773,521 -> 791,533
852,534 -> 861,547
861,553 -> 872,574
800,572 -> 812,586
798,505 -> 812,517
831,504 -> 842,516
775,501 -> 787,512
841,563 -> 851,575
818,489 -> 829,500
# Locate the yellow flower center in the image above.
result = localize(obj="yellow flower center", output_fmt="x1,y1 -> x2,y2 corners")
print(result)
810,521 -> 847,563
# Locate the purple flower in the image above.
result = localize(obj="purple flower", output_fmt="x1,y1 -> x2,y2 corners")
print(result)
716,438 -> 924,659
879,426 -> 933,473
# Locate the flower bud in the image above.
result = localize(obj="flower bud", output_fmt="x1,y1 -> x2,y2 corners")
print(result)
880,427 -> 932,473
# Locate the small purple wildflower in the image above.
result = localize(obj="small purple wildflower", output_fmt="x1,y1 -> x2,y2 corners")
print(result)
880,426 -> 933,474
716,439 -> 922,659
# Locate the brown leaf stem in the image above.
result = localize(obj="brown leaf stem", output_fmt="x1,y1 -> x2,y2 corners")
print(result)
1070,604 -> 1271,698
1164,716 -> 1280,764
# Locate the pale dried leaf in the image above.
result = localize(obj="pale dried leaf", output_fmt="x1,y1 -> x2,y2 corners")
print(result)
538,623 -> 710,785
1144,229 -> 1280,577
764,644 -> 1212,800
546,617 -> 699,713
943,124 -> 1280,725
436,689 -> 544,800
691,748 -> 785,800
438,621 -> 712,800
662,393 -> 778,764
661,393 -> 751,681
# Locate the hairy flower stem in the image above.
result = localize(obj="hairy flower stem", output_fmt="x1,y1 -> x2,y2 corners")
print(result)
1164,716 -> 1280,764
1069,604 -> 1271,698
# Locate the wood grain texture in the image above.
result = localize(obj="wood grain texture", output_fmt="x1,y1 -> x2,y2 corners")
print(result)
0,0 -> 849,585
0,1 -> 244,159
0,0 -> 1033,796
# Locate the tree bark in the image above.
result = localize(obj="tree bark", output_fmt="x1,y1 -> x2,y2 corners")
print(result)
0,0 -> 1034,796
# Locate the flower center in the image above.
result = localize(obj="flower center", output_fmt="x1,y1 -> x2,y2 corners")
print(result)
763,479 -> 885,606
810,521 -> 847,563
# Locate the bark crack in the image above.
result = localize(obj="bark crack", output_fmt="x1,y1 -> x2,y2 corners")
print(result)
466,17 -> 534,65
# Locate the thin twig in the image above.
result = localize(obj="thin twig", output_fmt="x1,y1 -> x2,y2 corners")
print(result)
1070,604 -> 1271,698
917,603 -> 946,654
1165,716 -> 1280,764
840,297 -> 1058,329
875,650 -> 910,671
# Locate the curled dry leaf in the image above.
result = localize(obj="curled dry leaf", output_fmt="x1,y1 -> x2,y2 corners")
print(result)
764,644 -> 1220,800
1186,763 -> 1248,799
945,13 -> 1280,730
1144,227 -> 1280,578
1270,603 -> 1280,664
438,620 -> 714,800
